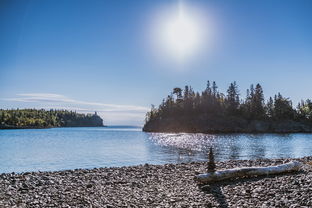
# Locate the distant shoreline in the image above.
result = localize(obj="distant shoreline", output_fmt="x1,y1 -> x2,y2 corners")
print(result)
0,125 -> 106,130
0,109 -> 105,130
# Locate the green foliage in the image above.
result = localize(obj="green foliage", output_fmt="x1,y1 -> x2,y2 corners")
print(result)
297,99 -> 312,121
273,93 -> 295,120
145,81 -> 312,124
225,81 -> 240,115
0,109 -> 103,129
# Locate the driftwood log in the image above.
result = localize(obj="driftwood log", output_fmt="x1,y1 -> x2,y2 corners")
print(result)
195,161 -> 302,184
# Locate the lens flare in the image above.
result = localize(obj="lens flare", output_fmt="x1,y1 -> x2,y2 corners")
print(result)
160,4 -> 201,61
149,2 -> 209,65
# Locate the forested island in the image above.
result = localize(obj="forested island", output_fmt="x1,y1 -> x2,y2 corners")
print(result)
143,81 -> 312,133
0,109 -> 104,129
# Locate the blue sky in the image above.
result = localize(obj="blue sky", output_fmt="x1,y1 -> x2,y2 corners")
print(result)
1,0 -> 312,125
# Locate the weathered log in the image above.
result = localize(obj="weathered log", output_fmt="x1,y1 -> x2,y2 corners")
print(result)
194,161 -> 302,184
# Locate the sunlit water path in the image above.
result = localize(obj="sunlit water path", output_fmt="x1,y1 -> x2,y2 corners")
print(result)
0,127 -> 312,173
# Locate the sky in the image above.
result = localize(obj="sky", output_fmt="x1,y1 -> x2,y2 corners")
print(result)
1,0 -> 312,126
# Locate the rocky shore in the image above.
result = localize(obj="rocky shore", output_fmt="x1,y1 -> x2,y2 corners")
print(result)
1,157 -> 312,208
143,118 -> 312,133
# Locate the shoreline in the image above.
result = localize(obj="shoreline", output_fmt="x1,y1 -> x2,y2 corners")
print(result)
143,119 -> 312,134
143,129 -> 312,134
0,125 -> 107,130
2,125 -> 312,134
1,157 -> 311,207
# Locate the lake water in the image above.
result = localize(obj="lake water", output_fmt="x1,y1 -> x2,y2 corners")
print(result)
0,126 -> 312,173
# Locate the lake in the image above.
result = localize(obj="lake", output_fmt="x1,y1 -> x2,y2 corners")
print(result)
0,126 -> 312,173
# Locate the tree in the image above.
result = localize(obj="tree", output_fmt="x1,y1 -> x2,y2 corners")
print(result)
0,109 -> 103,128
173,87 -> 182,100
252,84 -> 265,119
266,97 -> 274,118
273,93 -> 295,120
212,81 -> 218,97
206,80 -> 212,95
226,81 -> 240,115
143,80 -> 312,133
207,147 -> 216,173
297,99 -> 312,121
183,86 -> 191,109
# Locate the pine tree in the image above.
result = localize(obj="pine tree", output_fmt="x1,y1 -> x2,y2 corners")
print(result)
252,84 -> 265,119
212,81 -> 218,97
266,97 -> 274,118
273,93 -> 294,120
206,80 -> 212,95
173,87 -> 182,100
226,82 -> 240,115
207,147 -> 216,173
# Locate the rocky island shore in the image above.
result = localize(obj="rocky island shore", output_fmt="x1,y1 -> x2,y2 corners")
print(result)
1,157 -> 312,207
143,118 -> 312,133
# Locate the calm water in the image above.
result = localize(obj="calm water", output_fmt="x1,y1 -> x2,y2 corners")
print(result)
0,127 -> 312,173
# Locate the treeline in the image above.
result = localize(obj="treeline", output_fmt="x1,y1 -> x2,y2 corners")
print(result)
0,109 -> 104,129
144,81 -> 312,132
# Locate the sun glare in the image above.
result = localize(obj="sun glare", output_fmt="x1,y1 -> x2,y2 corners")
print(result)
152,3 -> 205,63
161,5 -> 200,60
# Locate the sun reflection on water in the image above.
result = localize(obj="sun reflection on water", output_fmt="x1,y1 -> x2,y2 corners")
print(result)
149,133 -> 218,151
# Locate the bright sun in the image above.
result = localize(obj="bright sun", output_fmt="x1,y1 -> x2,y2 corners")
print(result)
159,4 -> 202,62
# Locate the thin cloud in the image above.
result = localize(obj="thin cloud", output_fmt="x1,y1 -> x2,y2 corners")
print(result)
2,93 -> 150,125
4,93 -> 150,112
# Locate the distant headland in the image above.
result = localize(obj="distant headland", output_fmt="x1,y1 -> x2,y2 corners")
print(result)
143,81 -> 312,133
0,109 -> 104,129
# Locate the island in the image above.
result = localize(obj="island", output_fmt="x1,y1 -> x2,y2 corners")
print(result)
143,81 -> 312,133
0,109 -> 104,129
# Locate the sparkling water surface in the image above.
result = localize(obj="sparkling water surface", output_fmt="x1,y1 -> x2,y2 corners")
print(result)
0,126 -> 312,173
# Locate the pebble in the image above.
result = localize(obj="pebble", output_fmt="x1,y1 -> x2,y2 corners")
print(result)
0,157 -> 311,207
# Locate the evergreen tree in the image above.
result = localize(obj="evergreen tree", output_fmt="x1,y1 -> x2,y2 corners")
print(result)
296,99 -> 312,121
252,84 -> 265,119
226,81 -> 240,115
173,87 -> 182,100
212,81 -> 218,97
266,97 -> 274,118
273,93 -> 295,120
206,80 -> 212,95
144,81 -> 312,131
208,147 -> 216,173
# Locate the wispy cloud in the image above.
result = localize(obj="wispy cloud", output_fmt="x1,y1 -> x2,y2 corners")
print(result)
4,93 -> 149,112
2,93 -> 150,125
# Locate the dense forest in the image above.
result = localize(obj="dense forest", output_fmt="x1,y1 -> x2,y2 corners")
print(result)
0,109 -> 104,129
143,81 -> 312,133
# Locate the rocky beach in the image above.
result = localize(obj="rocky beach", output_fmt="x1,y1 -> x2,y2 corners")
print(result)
1,157 -> 312,208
